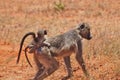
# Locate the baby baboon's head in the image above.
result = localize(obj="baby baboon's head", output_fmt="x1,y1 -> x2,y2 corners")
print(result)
37,29 -> 47,38
28,29 -> 47,53
77,23 -> 92,40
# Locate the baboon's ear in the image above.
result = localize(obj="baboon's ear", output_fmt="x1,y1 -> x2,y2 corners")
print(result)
44,30 -> 47,35
80,23 -> 85,29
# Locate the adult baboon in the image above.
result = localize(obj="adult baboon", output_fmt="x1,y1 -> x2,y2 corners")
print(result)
31,23 -> 92,80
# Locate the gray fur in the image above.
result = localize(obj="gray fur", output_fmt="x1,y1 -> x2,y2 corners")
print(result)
33,23 -> 92,80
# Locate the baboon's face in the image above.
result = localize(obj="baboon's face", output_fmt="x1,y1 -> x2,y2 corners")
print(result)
78,23 -> 92,40
37,30 -> 47,38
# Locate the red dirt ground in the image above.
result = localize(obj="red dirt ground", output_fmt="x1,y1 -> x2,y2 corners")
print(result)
0,42 -> 119,80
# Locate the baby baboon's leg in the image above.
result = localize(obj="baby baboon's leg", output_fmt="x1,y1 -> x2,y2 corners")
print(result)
34,53 -> 59,80
75,40 -> 89,77
62,56 -> 73,80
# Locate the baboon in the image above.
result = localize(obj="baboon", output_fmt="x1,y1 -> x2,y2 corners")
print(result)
16,29 -> 48,67
31,23 -> 92,80
24,29 -> 48,54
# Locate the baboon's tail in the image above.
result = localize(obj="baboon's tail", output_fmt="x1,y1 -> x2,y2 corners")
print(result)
16,32 -> 36,66
24,46 -> 33,67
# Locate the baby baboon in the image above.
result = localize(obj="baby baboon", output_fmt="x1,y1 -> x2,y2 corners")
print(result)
33,23 -> 92,80
25,29 -> 48,54
16,29 -> 48,67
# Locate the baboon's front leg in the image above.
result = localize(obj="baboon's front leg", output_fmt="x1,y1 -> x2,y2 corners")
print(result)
62,56 -> 73,80
76,41 -> 89,77
76,55 -> 89,77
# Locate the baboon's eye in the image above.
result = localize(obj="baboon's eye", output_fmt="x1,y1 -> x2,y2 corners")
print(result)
80,24 -> 85,29
44,30 -> 47,35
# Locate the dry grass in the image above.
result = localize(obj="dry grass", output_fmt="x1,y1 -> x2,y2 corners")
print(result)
0,0 -> 120,80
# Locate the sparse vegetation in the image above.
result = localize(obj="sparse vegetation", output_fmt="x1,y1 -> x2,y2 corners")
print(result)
54,0 -> 65,11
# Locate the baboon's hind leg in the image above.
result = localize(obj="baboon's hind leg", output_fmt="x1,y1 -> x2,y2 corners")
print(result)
34,53 -> 45,75
33,54 -> 59,80
33,65 -> 45,80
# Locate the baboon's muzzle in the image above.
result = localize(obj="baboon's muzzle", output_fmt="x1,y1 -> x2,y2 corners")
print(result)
87,33 -> 92,40
87,36 -> 92,40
